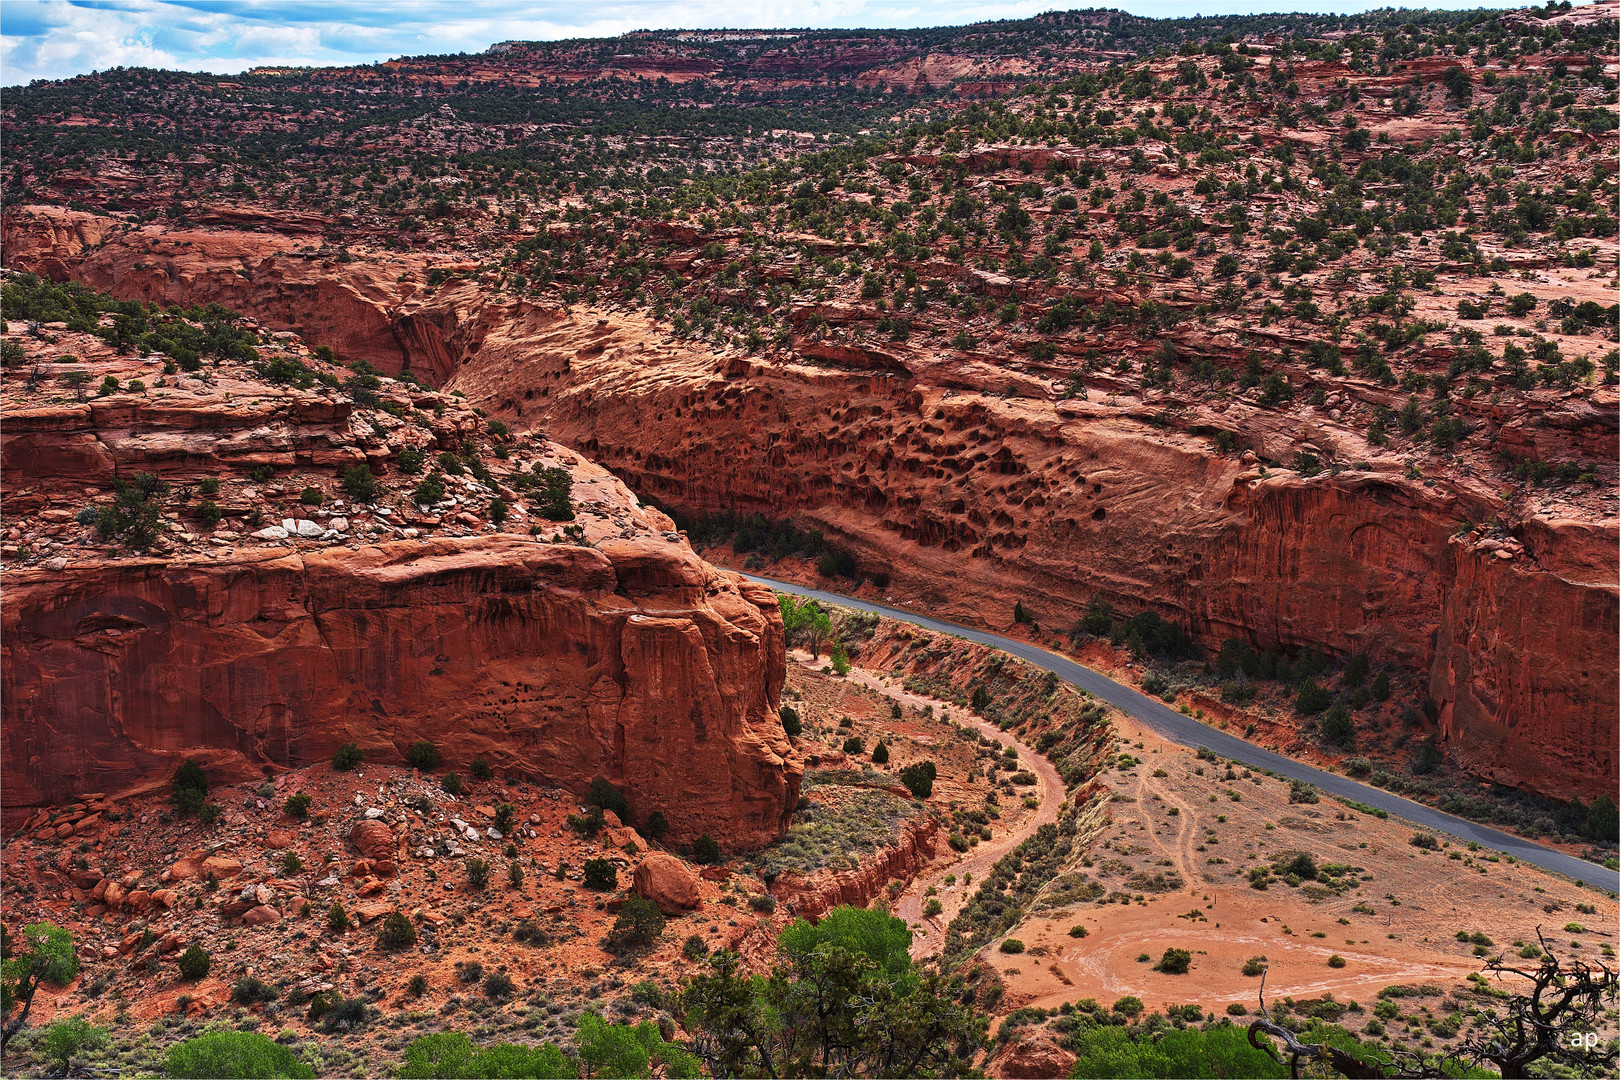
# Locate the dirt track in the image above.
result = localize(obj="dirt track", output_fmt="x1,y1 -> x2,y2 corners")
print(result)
840,664 -> 1066,961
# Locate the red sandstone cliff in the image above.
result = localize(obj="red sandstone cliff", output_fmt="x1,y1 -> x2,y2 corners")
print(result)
768,811 -> 942,921
0,314 -> 800,847
1,538 -> 798,848
3,210 -> 1613,802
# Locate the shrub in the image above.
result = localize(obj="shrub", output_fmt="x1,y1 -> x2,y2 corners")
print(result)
379,911 -> 417,951
340,464 -> 378,502
466,859 -> 489,890
1069,925 -> 1089,938
412,474 -> 446,505
1328,954 -> 1347,968
164,1031 -> 315,1079
282,792 -> 312,820
683,934 -> 709,960
484,971 -> 515,1000
748,894 -> 777,914
830,642 -> 851,676
1243,955 -> 1268,976
925,899 -> 943,916
692,834 -> 722,865
644,811 -> 669,840
607,894 -> 666,952
779,705 -> 802,737
871,741 -> 889,765
39,1015 -> 109,1073
317,994 -> 369,1032
177,944 -> 211,980
1112,996 -> 1144,1018
1069,1023 -> 1283,1079
582,858 -> 616,890
406,740 -> 439,771
575,1012 -> 700,1080
1585,795 -> 1619,844
282,851 -> 303,876
900,761 -> 937,799
1156,947 -> 1192,974
488,497 -> 508,526
327,902 -> 350,935
173,757 -> 208,816
1370,670 -> 1392,701
232,976 -> 279,1004
494,802 -> 515,834
1409,832 -> 1440,850
1294,678 -> 1332,715
299,487 -> 324,506
842,736 -> 865,754
1284,852 -> 1318,880
999,938 -> 1025,954
331,743 -> 363,771
469,758 -> 493,781
589,778 -> 630,819
1320,702 -> 1355,748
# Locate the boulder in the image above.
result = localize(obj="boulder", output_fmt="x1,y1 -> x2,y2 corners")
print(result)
199,855 -> 243,879
241,905 -> 282,926
349,819 -> 394,861
632,853 -> 701,914
604,825 -> 645,850
352,902 -> 392,923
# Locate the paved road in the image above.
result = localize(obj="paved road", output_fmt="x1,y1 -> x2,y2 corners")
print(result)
745,574 -> 1620,894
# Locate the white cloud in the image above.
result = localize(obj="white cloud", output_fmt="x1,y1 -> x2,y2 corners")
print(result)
2,0 -> 1527,86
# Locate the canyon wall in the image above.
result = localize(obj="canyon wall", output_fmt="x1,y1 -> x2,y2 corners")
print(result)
456,306 -> 1619,803
4,209 -> 1613,802
1,537 -> 799,848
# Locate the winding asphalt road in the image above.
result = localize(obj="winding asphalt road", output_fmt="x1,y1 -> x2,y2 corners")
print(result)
745,574 -> 1620,894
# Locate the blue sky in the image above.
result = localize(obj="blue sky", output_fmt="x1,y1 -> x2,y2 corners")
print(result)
2,0 -> 1531,86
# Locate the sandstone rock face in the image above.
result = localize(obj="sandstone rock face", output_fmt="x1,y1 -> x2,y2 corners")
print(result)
994,1032 -> 1077,1080
464,312 -> 1616,802
3,207 -> 464,382
2,536 -> 800,848
768,813 -> 941,921
6,211 -> 1610,801
632,853 -> 702,914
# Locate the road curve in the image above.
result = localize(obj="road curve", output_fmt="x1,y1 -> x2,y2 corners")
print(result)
745,574 -> 1620,894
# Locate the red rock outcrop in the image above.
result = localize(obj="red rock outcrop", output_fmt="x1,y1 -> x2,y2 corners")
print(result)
0,315 -> 800,848
768,811 -> 942,921
2,536 -> 799,847
993,1031 -> 1077,1080
2,207 -> 464,384
4,211 -> 1612,802
447,308 -> 1617,800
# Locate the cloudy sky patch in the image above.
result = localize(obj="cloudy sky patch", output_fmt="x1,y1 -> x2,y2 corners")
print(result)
2,0 -> 1525,86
